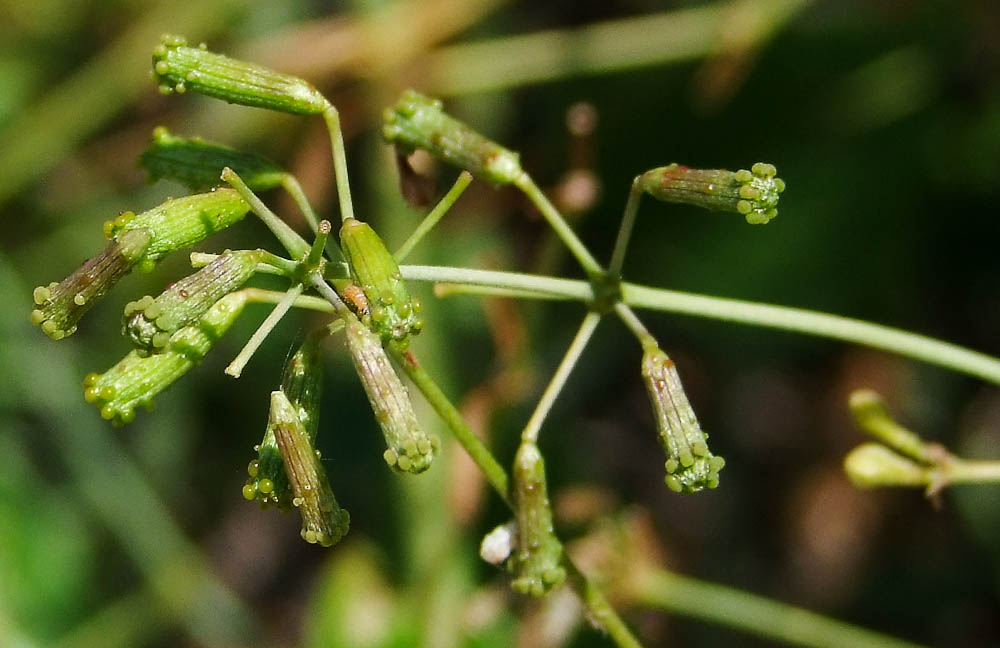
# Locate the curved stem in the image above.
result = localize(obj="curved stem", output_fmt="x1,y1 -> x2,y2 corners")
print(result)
396,264 -> 1000,386
521,311 -> 602,444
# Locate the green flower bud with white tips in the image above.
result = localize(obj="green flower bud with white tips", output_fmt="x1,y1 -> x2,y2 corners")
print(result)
123,249 -> 263,355
339,218 -> 423,346
140,126 -> 287,192
152,34 -> 328,114
31,229 -> 151,340
383,89 -> 523,185
103,189 -> 251,270
83,292 -> 247,425
343,312 -> 438,474
511,441 -> 566,596
843,443 -> 931,489
641,345 -> 725,494
636,162 -> 785,224
244,337 -> 324,509
269,390 -> 349,547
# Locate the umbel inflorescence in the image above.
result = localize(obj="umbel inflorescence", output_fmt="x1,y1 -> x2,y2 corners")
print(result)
33,35 -> 782,583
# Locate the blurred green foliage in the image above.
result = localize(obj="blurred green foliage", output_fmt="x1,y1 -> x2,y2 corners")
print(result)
2,1 -> 999,646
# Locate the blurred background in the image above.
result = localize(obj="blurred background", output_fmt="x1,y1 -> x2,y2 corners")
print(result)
2,1 -> 999,646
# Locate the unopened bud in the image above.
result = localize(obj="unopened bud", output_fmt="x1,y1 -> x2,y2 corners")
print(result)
269,391 -> 349,547
245,337 -> 324,509
123,249 -> 262,354
343,313 -> 438,474
340,218 -> 423,345
383,90 -> 523,185
511,441 -> 566,596
642,346 -> 725,494
153,34 -> 328,114
31,229 -> 151,339
141,126 -> 286,191
83,292 -> 247,425
848,389 -> 932,463
636,162 -> 784,224
844,443 -> 930,489
103,189 -> 250,269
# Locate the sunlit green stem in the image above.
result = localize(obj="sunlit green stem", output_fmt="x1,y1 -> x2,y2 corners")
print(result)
521,311 -> 601,444
514,174 -> 604,278
225,283 -> 303,378
945,459 -> 1000,485
222,167 -> 310,259
238,287 -> 336,314
190,251 -> 293,276
280,173 -> 319,232
323,107 -> 356,223
608,179 -> 642,279
628,567 -> 925,648
395,171 -> 473,262
614,302 -> 655,348
434,282 -> 572,300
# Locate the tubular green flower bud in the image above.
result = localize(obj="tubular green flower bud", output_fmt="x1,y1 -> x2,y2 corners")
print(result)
383,89 -> 523,185
843,443 -> 931,489
245,337 -> 324,509
103,189 -> 251,269
123,249 -> 263,354
83,292 -> 247,425
31,229 -> 151,340
140,126 -> 287,192
343,313 -> 438,474
269,390 -> 349,547
152,34 -> 328,114
339,218 -> 423,345
636,162 -> 785,224
511,441 -> 566,596
848,389 -> 932,463
642,346 -> 725,494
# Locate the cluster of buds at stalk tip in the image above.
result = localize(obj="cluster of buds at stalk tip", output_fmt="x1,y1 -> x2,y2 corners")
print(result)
509,440 -> 566,596
244,337 -> 324,509
141,126 -> 287,192
641,344 -> 725,494
267,391 -> 350,546
343,312 -> 439,474
382,89 -> 524,186
339,217 -> 423,346
635,162 -> 785,224
152,34 -> 329,115
122,249 -> 262,355
83,292 -> 248,425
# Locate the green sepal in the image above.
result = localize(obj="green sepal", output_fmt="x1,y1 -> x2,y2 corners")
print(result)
141,126 -> 287,192
152,34 -> 328,115
636,162 -> 785,224
245,336 -> 324,510
383,89 -> 523,185
339,218 -> 423,346
123,249 -> 263,354
844,443 -> 930,489
31,229 -> 151,340
83,292 -> 247,425
343,312 -> 438,474
103,189 -> 251,269
510,441 -> 566,596
641,345 -> 725,494
268,390 -> 349,547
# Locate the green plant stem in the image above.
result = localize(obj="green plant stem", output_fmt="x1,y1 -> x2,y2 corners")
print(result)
521,311 -> 602,444
239,287 -> 336,313
222,167 -> 310,259
395,171 -> 473,262
613,302 -> 655,348
628,567 -> 925,648
280,173 -> 320,233
943,458 -> 1000,485
322,107 -> 356,223
434,282 -> 570,300
608,180 -> 642,279
396,264 -> 1000,385
225,283 -> 303,378
514,174 -> 604,278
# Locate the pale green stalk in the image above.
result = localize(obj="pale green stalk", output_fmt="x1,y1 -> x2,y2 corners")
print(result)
395,171 -> 473,262
222,167 -> 310,259
225,283 -> 303,378
608,179 -> 642,279
323,108 -> 356,223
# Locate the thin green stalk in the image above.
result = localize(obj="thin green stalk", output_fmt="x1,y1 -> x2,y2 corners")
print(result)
434,282 -> 572,300
514,174 -> 604,278
521,311 -> 602,444
613,302 -> 655,348
222,167 -> 310,259
608,179 -> 642,279
280,173 -> 320,233
323,107 -> 356,223
944,459 -> 1000,485
629,567 -> 925,648
225,283 -> 303,378
395,171 -> 473,262
394,265 -> 1000,385
239,287 -> 336,313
